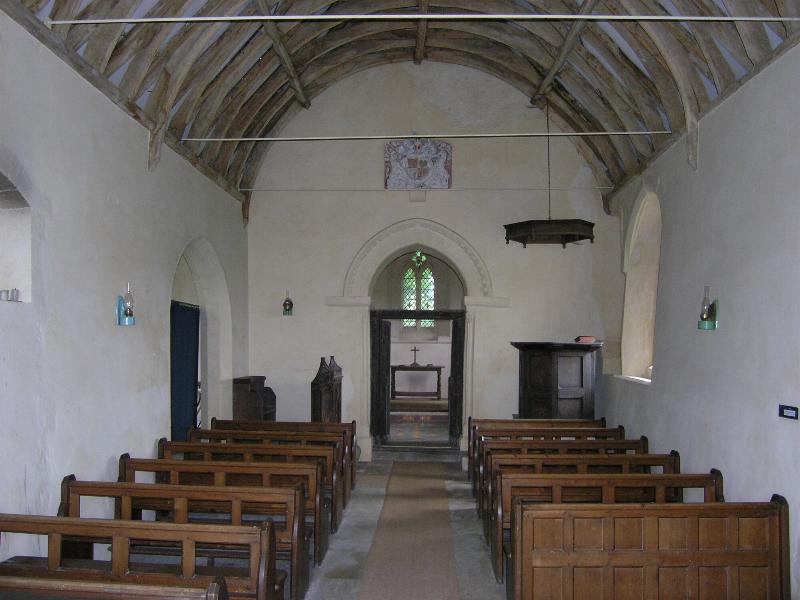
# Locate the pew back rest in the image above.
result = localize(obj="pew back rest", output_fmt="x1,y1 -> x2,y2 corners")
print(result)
468,418 -> 606,467
478,437 -> 650,502
482,452 -> 681,516
510,496 -> 791,600
472,427 -> 625,480
158,440 -> 336,486
498,471 -> 725,527
0,514 -> 274,600
117,455 -> 321,512
59,477 -> 304,547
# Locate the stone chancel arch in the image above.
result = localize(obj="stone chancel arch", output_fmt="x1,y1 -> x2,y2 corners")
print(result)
342,218 -> 493,300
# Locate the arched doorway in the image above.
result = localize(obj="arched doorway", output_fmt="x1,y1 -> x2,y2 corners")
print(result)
370,249 -> 466,447
170,238 -> 234,438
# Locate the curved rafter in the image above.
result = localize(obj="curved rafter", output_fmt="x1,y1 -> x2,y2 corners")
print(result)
6,0 -> 796,216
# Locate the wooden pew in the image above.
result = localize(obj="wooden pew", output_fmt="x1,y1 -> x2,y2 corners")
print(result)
0,514 -> 279,600
58,477 -> 306,600
509,495 -> 791,599
467,417 -> 606,479
118,454 -> 329,566
471,426 -> 627,494
476,436 -> 650,516
491,470 -> 724,583
480,451 -> 682,524
188,429 -> 351,506
211,419 -> 357,490
159,439 -> 343,533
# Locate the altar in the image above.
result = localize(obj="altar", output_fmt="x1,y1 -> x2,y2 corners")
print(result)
390,364 -> 444,399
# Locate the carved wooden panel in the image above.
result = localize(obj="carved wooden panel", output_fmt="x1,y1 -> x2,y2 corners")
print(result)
513,502 -> 788,600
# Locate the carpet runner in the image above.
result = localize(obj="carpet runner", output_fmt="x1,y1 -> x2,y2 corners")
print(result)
356,462 -> 460,600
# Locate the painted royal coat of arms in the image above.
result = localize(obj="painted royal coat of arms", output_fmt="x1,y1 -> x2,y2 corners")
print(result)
384,139 -> 452,189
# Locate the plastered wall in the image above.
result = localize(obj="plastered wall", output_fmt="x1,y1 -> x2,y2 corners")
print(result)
602,43 -> 800,594
249,62 -> 624,458
0,12 -> 248,557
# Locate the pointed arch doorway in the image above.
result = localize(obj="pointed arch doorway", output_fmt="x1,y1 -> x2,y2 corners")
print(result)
370,309 -> 466,448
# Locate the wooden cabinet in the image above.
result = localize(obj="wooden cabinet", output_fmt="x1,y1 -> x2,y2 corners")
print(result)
511,342 -> 602,419
232,376 -> 276,421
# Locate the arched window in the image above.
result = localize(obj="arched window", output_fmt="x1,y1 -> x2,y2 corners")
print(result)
402,251 -> 435,328
621,192 -> 661,380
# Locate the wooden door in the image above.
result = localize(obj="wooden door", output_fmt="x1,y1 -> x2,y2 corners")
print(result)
369,316 -> 392,443
170,301 -> 199,441
448,314 -> 465,444
556,351 -> 594,419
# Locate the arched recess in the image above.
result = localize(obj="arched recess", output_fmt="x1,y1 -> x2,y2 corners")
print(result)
621,189 -> 662,379
343,218 -> 492,299
173,238 -> 234,422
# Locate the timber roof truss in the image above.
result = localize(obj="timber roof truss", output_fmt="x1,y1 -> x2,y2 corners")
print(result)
3,0 -> 799,216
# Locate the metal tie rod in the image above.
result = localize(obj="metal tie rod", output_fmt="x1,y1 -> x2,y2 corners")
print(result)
183,131 -> 671,143
47,13 -> 800,26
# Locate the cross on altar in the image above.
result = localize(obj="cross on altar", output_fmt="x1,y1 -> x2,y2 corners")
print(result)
410,346 -> 420,366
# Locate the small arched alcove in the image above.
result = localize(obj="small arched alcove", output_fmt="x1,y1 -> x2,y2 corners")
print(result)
169,238 -> 234,438
621,189 -> 662,380
0,171 -> 31,303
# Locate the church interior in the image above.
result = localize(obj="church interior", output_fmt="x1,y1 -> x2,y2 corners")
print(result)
0,0 -> 798,597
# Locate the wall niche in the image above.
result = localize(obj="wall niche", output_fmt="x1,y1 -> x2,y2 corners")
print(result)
0,171 -> 32,303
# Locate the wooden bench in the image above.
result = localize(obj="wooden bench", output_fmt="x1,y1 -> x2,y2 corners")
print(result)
471,426 -> 627,494
159,439 -> 343,533
188,429 -> 350,506
211,419 -> 357,490
58,477 -> 306,600
509,495 -> 791,599
476,436 -> 650,516
480,451 -> 682,522
118,454 -> 329,566
0,514 -> 279,600
467,418 -> 606,479
492,470 -> 724,583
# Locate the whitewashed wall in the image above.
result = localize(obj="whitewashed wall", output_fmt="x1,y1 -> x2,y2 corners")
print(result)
249,62 -> 624,459
602,43 -> 800,594
0,12 -> 248,557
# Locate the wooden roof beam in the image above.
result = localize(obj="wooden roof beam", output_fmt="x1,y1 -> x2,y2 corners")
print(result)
414,0 -> 429,64
532,0 -> 600,104
256,0 -> 310,108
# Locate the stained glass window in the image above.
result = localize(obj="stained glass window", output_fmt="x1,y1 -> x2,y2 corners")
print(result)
401,255 -> 435,328
402,267 -> 417,327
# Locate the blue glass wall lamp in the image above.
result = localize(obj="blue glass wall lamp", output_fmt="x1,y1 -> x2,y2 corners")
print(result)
117,282 -> 135,326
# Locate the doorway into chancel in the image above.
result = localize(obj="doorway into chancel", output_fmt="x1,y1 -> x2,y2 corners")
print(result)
369,250 -> 466,448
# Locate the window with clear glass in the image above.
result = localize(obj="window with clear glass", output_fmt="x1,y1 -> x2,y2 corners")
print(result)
401,252 -> 435,328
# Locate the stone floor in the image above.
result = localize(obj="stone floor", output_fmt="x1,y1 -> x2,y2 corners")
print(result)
388,412 -> 450,443
304,452 -> 505,600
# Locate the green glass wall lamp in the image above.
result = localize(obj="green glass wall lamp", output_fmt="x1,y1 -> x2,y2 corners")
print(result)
504,102 -> 595,248
698,285 -> 719,330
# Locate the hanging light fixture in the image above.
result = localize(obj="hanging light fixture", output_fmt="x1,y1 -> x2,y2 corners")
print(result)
504,102 -> 595,249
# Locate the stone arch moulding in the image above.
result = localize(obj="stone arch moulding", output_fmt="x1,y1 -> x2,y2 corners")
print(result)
623,183 -> 662,275
176,237 -> 234,422
339,218 -> 507,306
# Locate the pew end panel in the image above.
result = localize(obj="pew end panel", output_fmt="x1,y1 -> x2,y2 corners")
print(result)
509,497 -> 791,600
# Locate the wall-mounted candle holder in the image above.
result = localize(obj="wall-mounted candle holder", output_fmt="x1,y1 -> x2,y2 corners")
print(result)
697,285 -> 718,330
117,282 -> 136,326
282,290 -> 293,316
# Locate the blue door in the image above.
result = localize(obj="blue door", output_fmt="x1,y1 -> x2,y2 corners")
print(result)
170,301 -> 200,441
